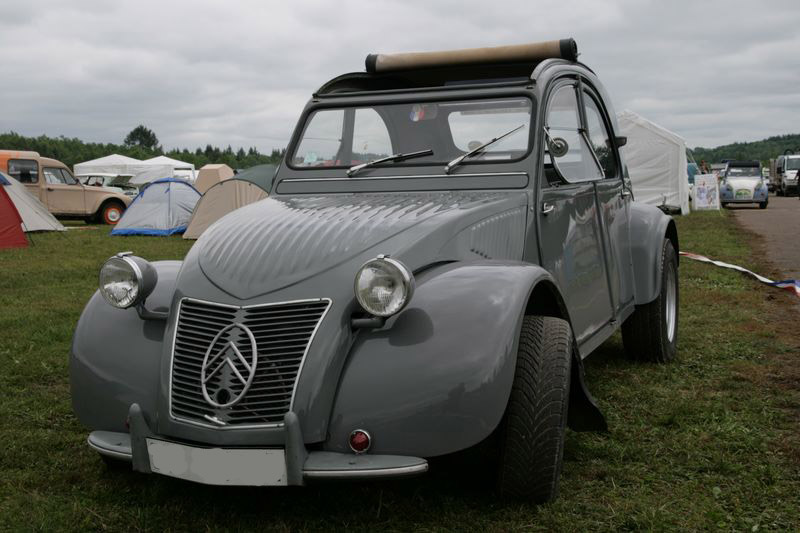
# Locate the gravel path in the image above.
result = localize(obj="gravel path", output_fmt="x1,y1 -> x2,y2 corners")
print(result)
731,196 -> 800,280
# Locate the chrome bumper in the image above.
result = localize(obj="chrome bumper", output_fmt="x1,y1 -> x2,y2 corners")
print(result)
87,404 -> 428,485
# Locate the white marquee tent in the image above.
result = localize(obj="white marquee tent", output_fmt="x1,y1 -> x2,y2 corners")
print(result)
73,154 -> 175,185
143,155 -> 196,182
617,110 -> 690,215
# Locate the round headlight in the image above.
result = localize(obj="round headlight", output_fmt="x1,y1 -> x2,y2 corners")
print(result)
354,256 -> 415,317
99,253 -> 147,309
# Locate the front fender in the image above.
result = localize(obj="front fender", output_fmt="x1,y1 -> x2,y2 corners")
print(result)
326,260 -> 555,458
70,261 -> 180,432
629,202 -> 678,305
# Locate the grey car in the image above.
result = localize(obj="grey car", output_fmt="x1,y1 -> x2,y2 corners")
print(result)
71,38 -> 679,503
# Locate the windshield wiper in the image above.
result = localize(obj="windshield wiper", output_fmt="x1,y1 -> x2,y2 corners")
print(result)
347,149 -> 433,177
444,124 -> 526,174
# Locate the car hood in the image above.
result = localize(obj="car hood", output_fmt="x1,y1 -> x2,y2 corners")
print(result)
193,191 -> 528,299
725,176 -> 762,191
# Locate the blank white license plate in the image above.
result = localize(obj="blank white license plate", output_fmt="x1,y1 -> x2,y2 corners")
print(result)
146,438 -> 287,486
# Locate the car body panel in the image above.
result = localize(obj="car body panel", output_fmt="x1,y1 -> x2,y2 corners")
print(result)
70,55 -> 677,471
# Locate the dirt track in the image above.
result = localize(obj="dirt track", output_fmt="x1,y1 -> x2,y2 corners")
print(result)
731,195 -> 800,280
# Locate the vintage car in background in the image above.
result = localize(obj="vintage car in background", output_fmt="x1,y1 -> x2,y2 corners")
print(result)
71,39 -> 679,503
77,173 -> 139,198
720,160 -> 768,209
0,150 -> 132,224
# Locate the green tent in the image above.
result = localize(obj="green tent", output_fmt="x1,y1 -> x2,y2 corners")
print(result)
234,164 -> 277,193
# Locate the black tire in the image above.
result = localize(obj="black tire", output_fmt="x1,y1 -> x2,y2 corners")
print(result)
759,201 -> 768,209
496,315 -> 571,503
622,239 -> 679,363
721,202 -> 727,208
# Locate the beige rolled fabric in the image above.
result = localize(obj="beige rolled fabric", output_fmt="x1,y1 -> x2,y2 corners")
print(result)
365,38 -> 577,73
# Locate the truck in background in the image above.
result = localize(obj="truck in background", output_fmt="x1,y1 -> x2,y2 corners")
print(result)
770,154 -> 800,196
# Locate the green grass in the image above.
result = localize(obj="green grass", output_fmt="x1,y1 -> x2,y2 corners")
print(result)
1,212 -> 798,531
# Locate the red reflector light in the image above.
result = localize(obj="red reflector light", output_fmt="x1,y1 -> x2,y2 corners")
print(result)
349,429 -> 371,454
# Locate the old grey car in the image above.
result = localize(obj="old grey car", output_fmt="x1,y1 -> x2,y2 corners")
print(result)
71,39 -> 679,503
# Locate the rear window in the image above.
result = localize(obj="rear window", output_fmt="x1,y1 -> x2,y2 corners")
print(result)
8,159 -> 38,183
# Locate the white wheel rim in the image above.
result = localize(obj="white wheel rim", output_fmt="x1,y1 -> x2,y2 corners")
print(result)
665,262 -> 677,342
107,208 -> 121,222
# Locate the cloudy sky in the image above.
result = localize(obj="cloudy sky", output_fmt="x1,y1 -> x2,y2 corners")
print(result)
1,0 -> 798,152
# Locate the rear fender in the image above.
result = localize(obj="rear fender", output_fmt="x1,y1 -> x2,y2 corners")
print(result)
70,261 -> 180,431
326,261 -> 556,458
629,202 -> 678,305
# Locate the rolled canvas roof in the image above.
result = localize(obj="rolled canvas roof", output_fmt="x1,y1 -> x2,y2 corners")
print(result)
183,178 -> 268,240
0,172 -> 65,232
617,110 -> 690,215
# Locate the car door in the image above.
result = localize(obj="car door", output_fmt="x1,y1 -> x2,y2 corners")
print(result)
7,158 -> 42,201
581,86 -> 635,317
537,81 -> 614,350
44,167 -> 85,214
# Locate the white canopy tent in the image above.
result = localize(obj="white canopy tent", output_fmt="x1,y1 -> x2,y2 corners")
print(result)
74,154 -> 174,186
143,155 -> 196,182
617,110 -> 690,215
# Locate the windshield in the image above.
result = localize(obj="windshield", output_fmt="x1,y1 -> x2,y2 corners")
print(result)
786,158 -> 800,170
290,97 -> 533,169
726,167 -> 760,177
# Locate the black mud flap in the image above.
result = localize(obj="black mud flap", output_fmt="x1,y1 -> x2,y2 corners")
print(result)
567,352 -> 608,432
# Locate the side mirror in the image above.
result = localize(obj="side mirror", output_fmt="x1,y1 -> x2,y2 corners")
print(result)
615,136 -> 627,147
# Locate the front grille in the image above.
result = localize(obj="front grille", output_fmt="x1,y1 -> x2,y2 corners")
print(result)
170,298 -> 330,428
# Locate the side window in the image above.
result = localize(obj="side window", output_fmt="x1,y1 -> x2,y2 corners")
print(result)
8,159 -> 38,183
583,92 -> 617,178
352,108 -> 393,164
545,85 -> 602,183
293,109 -> 345,167
44,167 -> 66,184
61,168 -> 78,185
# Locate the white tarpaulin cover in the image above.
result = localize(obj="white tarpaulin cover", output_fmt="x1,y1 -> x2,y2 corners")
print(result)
183,179 -> 268,240
143,155 -> 196,181
111,179 -> 200,236
74,154 -> 175,185
1,172 -> 65,232
617,110 -> 690,214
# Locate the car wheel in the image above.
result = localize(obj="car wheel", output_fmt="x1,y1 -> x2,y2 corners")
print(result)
721,202 -> 727,208
100,202 -> 125,225
622,238 -> 679,363
496,315 -> 571,503
759,201 -> 768,209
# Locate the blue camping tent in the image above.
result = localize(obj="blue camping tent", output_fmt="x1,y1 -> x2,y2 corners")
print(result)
111,178 -> 200,236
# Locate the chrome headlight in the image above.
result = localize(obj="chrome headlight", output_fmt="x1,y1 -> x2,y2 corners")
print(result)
354,256 -> 415,317
98,252 -> 157,309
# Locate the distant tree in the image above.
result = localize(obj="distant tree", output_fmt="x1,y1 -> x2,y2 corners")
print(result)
124,125 -> 160,151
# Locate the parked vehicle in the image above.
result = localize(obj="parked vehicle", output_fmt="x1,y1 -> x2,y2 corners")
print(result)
71,39 -> 679,503
770,154 -> 800,196
0,150 -> 132,224
720,160 -> 768,209
76,173 -> 139,198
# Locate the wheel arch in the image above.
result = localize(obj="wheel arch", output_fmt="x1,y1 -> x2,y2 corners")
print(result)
629,202 -> 679,305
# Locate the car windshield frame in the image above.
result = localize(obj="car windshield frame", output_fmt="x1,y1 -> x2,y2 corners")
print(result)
286,95 -> 536,172
726,167 -> 760,178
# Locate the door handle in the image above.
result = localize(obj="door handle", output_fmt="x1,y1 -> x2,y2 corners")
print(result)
542,202 -> 555,215
47,187 -> 54,191
621,189 -> 632,199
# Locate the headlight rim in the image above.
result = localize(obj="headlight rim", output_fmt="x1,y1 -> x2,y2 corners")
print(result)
354,255 -> 415,318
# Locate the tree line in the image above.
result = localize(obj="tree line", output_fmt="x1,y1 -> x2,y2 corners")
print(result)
0,126 -> 284,171
692,133 -> 800,166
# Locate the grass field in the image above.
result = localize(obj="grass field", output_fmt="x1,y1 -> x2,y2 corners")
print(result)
1,213 -> 798,531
